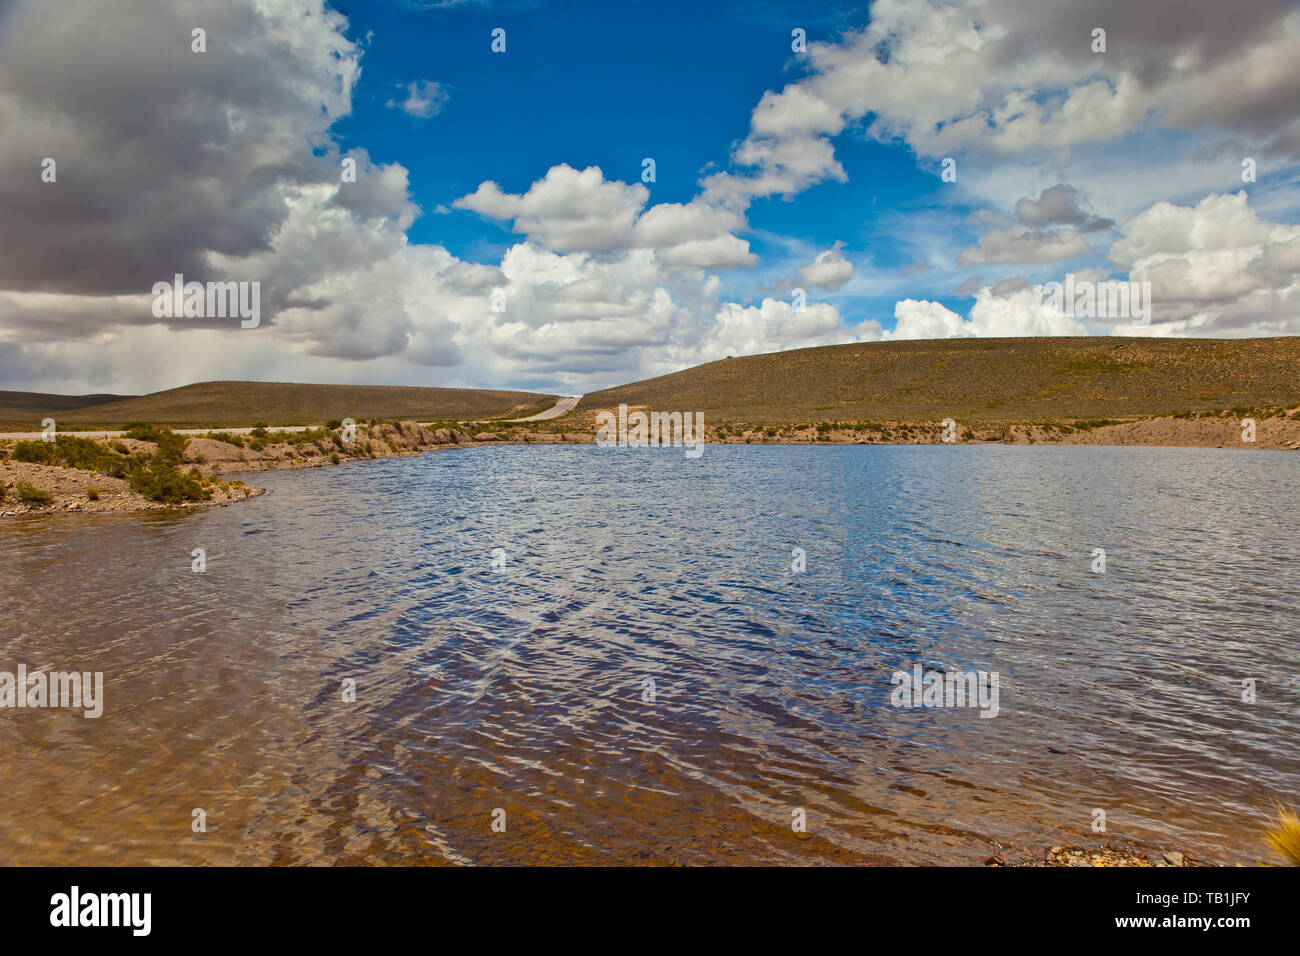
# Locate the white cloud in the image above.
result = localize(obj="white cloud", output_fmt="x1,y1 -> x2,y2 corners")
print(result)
797,242 -> 854,291
387,79 -> 449,119
707,298 -> 881,359
957,228 -> 1092,266
1108,191 -> 1300,333
454,165 -> 648,254
632,200 -> 757,268
888,286 -> 1089,340
892,191 -> 1300,339
710,0 -> 1300,212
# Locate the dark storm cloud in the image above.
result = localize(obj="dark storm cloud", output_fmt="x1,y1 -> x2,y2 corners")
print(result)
0,0 -> 424,344
986,0 -> 1300,156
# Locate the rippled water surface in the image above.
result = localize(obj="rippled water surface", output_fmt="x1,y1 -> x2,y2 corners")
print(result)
1,444 -> 1297,865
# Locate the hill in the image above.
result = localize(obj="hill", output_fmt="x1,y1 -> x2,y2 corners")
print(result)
580,337 -> 1300,425
1,381 -> 558,428
0,390 -> 134,421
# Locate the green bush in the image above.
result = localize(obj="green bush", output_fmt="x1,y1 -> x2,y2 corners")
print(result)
11,425 -> 211,505
121,423 -> 187,462
122,422 -> 162,441
12,436 -> 119,472
127,458 -> 211,503
16,482 -> 53,506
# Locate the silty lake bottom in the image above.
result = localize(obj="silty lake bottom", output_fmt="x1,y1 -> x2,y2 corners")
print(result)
1,444 -> 1296,866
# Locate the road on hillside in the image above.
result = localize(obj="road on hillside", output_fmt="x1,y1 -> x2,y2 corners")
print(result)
507,395 -> 582,421
464,394 -> 582,424
0,395 -> 585,439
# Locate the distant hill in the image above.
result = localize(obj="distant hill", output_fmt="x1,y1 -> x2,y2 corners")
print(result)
580,337 -> 1300,424
0,381 -> 558,428
0,390 -> 135,421
5,337 -> 1298,431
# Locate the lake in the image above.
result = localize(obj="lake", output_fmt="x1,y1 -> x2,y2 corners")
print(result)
1,444 -> 1296,865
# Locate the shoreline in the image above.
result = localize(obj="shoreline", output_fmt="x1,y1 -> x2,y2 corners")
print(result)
3,410 -> 1298,518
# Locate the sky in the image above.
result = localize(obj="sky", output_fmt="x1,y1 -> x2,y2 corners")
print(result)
1,0 -> 1298,396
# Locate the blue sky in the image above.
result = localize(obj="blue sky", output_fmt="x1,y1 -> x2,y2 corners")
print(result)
1,0 -> 1298,394
330,0 -> 979,324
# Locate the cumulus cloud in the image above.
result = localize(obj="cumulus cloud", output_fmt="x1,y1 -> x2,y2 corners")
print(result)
894,190 -> 1300,340
708,0 -> 1300,210
958,227 -> 1092,266
708,298 -> 881,359
631,200 -> 757,269
0,0 -> 365,299
453,165 -> 648,254
797,242 -> 854,291
888,287 -> 1088,340
1108,191 -> 1300,333
1014,185 -> 1113,232
455,171 -> 758,268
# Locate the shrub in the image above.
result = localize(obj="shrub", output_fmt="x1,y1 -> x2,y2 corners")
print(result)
122,422 -> 163,441
120,423 -> 187,462
249,424 -> 269,439
330,452 -> 341,465
127,458 -> 211,503
16,482 -> 53,506
326,419 -> 342,430
12,436 -> 119,472
86,486 -> 100,501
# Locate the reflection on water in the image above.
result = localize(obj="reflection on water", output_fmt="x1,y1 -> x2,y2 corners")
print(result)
1,444 -> 1297,865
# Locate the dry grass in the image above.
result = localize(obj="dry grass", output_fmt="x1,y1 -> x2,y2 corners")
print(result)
1266,804 -> 1300,865
1,381 -> 558,429
582,337 -> 1300,425
0,389 -> 132,422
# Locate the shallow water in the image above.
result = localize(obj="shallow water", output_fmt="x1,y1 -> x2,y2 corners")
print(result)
1,444 -> 1296,865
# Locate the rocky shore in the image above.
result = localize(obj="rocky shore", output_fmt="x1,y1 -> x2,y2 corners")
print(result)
4,407 -> 1298,518
988,844 -> 1205,867
0,420 -> 592,517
